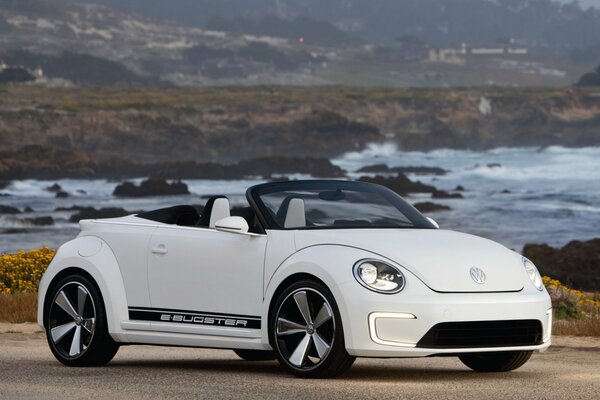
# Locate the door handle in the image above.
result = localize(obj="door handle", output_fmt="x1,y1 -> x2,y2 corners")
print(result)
151,245 -> 168,255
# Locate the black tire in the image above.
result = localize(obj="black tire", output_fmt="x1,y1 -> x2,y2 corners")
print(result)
233,349 -> 277,361
269,279 -> 355,378
45,274 -> 119,367
459,351 -> 533,372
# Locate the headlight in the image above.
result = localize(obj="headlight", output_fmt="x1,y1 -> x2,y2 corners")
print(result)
353,259 -> 405,294
522,257 -> 544,291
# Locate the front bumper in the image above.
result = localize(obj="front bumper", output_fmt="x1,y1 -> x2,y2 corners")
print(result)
334,280 -> 552,358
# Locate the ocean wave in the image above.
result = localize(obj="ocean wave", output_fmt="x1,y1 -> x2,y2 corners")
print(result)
334,144 -> 600,183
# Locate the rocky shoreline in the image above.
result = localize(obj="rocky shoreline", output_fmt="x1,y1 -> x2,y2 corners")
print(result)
0,153 -> 345,181
523,239 -> 600,292
1,87 -> 599,181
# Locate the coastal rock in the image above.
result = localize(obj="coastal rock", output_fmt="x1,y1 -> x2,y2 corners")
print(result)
357,164 -> 447,175
113,178 -> 190,197
2,228 -> 28,234
55,191 -> 70,198
69,207 -> 130,222
356,163 -> 391,173
358,174 -> 436,195
55,205 -> 86,212
431,190 -> 463,199
0,147 -> 345,181
413,202 -> 451,213
0,181 -> 9,190
22,216 -> 54,226
0,205 -> 21,214
522,239 -> 600,292
23,206 -> 34,212
45,183 -> 63,193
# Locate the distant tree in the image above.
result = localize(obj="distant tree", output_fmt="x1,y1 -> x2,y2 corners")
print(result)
183,45 -> 233,66
577,66 -> 600,86
569,41 -> 600,65
237,42 -> 295,70
0,50 -> 159,86
0,67 -> 36,84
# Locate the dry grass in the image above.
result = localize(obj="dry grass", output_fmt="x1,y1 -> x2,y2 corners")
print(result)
0,290 -> 597,336
552,319 -> 600,337
0,292 -> 38,323
0,248 -> 599,337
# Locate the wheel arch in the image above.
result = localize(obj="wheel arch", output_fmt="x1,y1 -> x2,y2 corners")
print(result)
37,236 -> 129,342
266,272 -> 328,343
261,244 -> 373,349
42,267 -> 99,328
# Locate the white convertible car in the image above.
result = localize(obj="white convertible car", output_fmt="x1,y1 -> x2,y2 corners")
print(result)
38,180 -> 551,378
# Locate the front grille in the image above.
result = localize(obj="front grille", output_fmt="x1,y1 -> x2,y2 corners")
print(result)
417,320 -> 543,348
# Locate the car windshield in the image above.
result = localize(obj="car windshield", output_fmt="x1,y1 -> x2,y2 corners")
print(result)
248,180 -> 435,230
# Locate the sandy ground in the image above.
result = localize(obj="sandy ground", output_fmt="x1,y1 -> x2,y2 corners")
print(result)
0,323 -> 599,400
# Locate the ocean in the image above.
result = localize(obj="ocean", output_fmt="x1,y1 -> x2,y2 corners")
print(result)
1,145 -> 599,253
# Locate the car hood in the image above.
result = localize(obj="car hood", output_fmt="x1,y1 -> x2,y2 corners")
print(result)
294,229 -> 525,293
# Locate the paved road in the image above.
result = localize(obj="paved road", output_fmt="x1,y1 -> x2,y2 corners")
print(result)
0,327 -> 599,400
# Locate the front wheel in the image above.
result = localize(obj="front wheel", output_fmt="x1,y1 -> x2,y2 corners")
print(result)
269,280 -> 355,378
45,274 -> 119,367
459,351 -> 533,372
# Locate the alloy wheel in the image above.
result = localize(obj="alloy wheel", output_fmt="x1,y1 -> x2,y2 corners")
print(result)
275,288 -> 335,370
48,282 -> 96,359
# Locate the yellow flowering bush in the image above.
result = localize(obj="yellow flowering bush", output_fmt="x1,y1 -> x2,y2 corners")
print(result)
0,247 -> 56,294
0,248 -> 598,329
543,276 -> 600,309
543,275 -> 600,324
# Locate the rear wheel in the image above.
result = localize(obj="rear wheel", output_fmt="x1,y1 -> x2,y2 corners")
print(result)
233,349 -> 276,361
46,274 -> 119,367
459,351 -> 533,372
269,280 -> 355,378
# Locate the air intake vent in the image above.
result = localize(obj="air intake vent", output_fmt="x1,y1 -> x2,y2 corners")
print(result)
417,320 -> 543,348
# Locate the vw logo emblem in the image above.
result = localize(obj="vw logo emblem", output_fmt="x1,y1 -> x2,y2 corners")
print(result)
469,267 -> 486,284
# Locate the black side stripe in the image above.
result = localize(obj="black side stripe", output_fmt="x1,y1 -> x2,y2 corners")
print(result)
128,307 -> 261,329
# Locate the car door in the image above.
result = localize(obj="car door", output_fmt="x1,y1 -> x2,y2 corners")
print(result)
144,225 -> 267,335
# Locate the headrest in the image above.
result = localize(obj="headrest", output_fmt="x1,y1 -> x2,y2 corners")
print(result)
284,198 -> 306,228
209,198 -> 231,228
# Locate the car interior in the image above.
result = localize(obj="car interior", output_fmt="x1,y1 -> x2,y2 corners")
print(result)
136,196 -> 264,233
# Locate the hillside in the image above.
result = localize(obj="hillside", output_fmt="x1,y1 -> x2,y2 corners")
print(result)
81,0 -> 600,52
0,86 -> 599,179
0,0 -> 593,87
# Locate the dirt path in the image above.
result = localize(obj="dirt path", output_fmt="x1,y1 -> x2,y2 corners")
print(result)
1,324 -> 599,400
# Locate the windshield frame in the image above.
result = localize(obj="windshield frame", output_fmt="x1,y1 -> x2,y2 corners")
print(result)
246,179 -> 436,231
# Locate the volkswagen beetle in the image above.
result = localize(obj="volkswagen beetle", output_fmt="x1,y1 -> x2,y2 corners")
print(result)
38,180 -> 551,378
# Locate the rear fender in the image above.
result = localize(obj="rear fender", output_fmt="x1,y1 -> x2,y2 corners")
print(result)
37,236 -> 129,342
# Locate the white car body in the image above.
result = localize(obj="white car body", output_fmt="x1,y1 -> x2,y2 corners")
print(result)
38,180 -> 551,374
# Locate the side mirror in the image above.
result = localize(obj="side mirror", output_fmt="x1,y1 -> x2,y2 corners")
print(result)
427,217 -> 440,229
214,216 -> 250,234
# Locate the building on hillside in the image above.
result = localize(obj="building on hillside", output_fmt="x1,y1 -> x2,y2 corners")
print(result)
428,41 -> 528,64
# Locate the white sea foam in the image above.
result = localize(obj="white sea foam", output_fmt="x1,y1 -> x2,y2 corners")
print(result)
2,146 -> 599,253
332,145 -> 600,250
